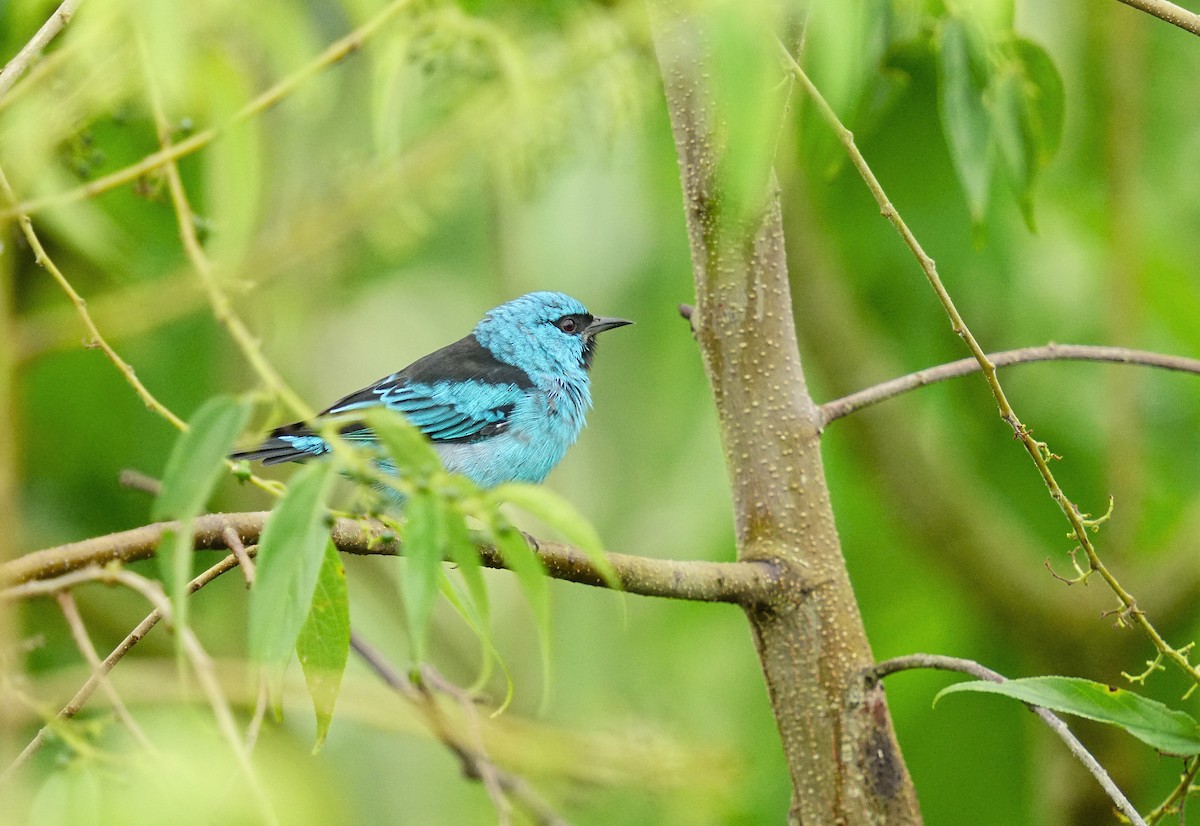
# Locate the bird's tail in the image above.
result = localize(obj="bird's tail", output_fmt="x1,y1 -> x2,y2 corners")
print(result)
229,423 -> 330,466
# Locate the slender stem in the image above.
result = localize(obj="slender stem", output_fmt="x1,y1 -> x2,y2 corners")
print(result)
819,343 -> 1200,426
1144,755 -> 1200,824
0,555 -> 239,781
1115,0 -> 1200,36
781,45 -> 1200,690
0,162 -> 187,431
54,590 -> 154,751
0,161 -> 283,497
222,527 -> 255,587
141,41 -> 313,420
868,654 -> 1145,826
351,632 -> 566,826
105,569 -> 278,826
0,0 -> 414,222
0,0 -> 84,103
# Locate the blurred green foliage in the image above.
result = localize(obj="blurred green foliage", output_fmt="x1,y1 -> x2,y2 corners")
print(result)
3,0 -> 1200,824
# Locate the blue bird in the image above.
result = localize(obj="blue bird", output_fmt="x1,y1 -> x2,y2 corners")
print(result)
231,292 -> 631,488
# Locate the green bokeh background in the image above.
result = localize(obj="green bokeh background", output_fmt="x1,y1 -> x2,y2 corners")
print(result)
4,1 -> 1200,823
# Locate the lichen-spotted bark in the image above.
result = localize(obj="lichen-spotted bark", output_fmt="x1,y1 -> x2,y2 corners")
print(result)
651,8 -> 922,823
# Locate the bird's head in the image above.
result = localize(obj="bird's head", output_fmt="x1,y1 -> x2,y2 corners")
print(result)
473,291 -> 632,378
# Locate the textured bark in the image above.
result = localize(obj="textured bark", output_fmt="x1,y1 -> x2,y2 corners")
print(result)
651,10 -> 922,824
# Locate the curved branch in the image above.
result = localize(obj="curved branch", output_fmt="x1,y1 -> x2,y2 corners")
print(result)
866,654 -> 1145,826
1116,0 -> 1200,37
820,343 -> 1200,427
1,512 -> 778,606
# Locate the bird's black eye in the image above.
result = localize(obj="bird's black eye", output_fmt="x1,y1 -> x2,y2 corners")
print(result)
555,316 -> 578,334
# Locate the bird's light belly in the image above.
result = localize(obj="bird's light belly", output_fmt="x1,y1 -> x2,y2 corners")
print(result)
434,428 -> 573,488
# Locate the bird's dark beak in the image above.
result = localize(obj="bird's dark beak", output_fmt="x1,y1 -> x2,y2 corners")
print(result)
585,316 -> 633,337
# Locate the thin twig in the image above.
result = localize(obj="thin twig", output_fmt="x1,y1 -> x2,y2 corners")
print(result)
820,343 -> 1200,426
2,512 -> 779,606
222,527 -> 255,587
781,43 -> 1200,691
1144,755 -> 1200,824
0,162 -> 187,430
141,45 -> 313,421
868,654 -> 1145,826
1116,0 -> 1200,36
103,569 -> 279,826
1,554 -> 240,781
118,468 -> 163,497
422,665 -> 512,824
0,0 -> 84,102
0,0 -> 414,222
0,163 -> 282,496
351,632 -> 567,826
55,590 -> 155,752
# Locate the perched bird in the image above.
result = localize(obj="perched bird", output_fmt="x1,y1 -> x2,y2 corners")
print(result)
231,291 -> 631,488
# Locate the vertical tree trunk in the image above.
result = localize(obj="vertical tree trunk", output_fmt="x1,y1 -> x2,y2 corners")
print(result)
651,10 -> 923,823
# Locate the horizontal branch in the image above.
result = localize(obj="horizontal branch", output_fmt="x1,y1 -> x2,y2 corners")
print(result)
2,512 -> 778,606
866,654 -> 1145,826
820,343 -> 1200,427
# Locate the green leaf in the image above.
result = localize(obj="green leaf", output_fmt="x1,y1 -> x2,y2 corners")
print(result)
249,461 -> 336,707
364,407 -> 443,479
936,676 -> 1200,756
491,482 -> 619,589
1013,37 -> 1065,166
440,498 -> 498,691
153,396 -> 251,523
399,490 -> 447,663
990,67 -> 1032,225
487,516 -> 551,703
991,36 -> 1065,230
443,499 -> 490,649
936,17 -> 994,225
153,396 -> 251,630
296,540 -> 350,753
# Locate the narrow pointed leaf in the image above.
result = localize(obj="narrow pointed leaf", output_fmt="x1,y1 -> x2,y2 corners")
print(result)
296,540 -> 350,753
249,461 -> 335,706
492,482 -> 619,589
936,676 -> 1200,756
488,517 -> 551,702
441,501 -> 494,689
444,500 -> 490,641
937,17 -> 994,224
153,396 -> 251,630
399,490 -> 446,663
1013,37 -> 1065,166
